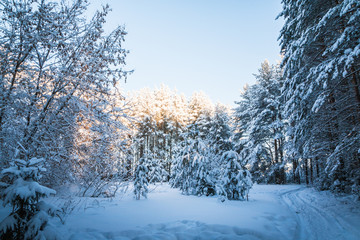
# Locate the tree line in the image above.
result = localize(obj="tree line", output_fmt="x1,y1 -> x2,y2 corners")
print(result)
0,0 -> 359,238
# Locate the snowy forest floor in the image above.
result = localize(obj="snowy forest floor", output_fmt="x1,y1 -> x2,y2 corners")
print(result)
2,184 -> 360,240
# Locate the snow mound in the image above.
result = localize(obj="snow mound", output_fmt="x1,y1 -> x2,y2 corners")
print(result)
69,220 -> 266,240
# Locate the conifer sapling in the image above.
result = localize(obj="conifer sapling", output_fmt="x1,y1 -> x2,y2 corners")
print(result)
0,157 -> 60,239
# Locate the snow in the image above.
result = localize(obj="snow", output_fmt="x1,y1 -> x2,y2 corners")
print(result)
3,179 -> 56,202
1,184 -> 360,239
281,187 -> 360,240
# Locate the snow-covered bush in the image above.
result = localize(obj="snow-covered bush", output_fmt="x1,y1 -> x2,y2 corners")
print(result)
0,157 -> 60,239
218,151 -> 253,201
134,158 -> 149,200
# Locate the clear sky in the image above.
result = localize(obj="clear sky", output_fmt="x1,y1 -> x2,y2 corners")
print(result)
87,0 -> 284,106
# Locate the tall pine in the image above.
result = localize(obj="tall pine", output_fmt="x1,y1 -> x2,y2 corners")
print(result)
279,0 -> 360,193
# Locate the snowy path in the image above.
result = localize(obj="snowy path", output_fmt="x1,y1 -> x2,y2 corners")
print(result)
50,185 -> 360,239
59,184 -> 299,240
59,184 -> 360,240
2,184 -> 359,239
279,186 -> 360,240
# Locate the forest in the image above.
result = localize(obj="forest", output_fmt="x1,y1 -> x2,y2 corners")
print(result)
0,0 -> 359,239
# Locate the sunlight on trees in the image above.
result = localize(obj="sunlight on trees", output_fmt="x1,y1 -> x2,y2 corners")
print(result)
1,2 -> 359,238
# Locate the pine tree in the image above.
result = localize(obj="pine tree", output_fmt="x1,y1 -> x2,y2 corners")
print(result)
127,86 -> 194,180
233,61 -> 286,184
0,157 -> 60,239
170,135 -> 194,193
279,0 -> 360,193
141,150 -> 166,184
217,151 -> 253,201
171,118 -> 217,196
192,137 -> 216,196
209,104 -> 233,155
134,158 -> 149,200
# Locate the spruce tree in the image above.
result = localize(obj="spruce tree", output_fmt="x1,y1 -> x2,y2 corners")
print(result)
0,157 -> 60,239
279,0 -> 360,193
234,61 -> 286,184
134,158 -> 149,200
171,119 -> 217,196
170,135 -> 194,193
218,151 -> 253,201
142,150 -> 165,184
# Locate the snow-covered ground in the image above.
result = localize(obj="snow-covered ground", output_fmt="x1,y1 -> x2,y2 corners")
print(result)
1,184 -> 360,240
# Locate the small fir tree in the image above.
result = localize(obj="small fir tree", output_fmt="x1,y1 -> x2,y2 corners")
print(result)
170,136 -> 195,194
218,151 -> 253,201
0,157 -> 60,240
134,158 -> 149,200
192,140 -> 217,196
171,120 -> 217,196
142,150 -> 164,184
147,157 -> 163,184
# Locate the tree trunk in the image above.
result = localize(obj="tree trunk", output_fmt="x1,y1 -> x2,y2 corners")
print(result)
274,139 -> 279,163
305,159 -> 309,185
315,156 -> 320,177
292,158 -> 298,183
351,67 -> 360,119
310,158 -> 313,184
279,138 -> 284,163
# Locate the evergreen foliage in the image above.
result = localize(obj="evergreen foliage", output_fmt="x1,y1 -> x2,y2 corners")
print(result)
5,0 -> 360,222
134,158 -> 149,200
217,151 -> 253,201
0,157 -> 60,240
170,107 -> 251,200
233,61 -> 286,184
279,0 -> 360,194
127,86 -> 216,182
171,122 -> 214,195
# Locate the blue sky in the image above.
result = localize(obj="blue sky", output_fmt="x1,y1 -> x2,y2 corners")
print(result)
88,0 -> 284,106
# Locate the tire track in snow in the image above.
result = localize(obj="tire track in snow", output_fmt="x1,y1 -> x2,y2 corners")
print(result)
278,187 -> 307,240
280,187 -> 360,240
297,189 -> 360,239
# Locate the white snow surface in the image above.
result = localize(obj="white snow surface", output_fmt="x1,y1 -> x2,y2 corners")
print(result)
1,184 -> 360,240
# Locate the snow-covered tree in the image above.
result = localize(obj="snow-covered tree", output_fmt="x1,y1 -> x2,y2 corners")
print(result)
127,86 -> 216,181
171,117 -> 217,196
147,160 -> 162,184
233,61 -> 286,184
188,91 -> 214,124
134,158 -> 149,200
206,104 -> 233,159
0,157 -> 60,239
191,135 -> 217,196
140,150 -> 167,184
170,139 -> 193,193
127,86 -> 188,178
217,151 -> 253,201
0,0 -> 130,189
279,0 -> 360,193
